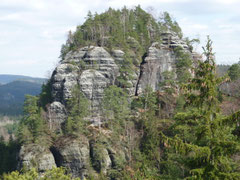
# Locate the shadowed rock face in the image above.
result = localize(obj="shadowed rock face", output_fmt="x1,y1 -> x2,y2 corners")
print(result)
136,42 -> 176,95
50,136 -> 90,178
18,135 -> 128,179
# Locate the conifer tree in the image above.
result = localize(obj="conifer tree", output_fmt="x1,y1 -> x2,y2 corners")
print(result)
18,95 -> 46,144
102,85 -> 129,132
161,36 -> 240,179
65,85 -> 89,135
228,63 -> 240,81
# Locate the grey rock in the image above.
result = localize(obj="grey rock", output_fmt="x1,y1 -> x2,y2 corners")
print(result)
79,69 -> 109,116
50,46 -> 119,124
161,31 -> 189,50
112,49 -> 125,62
18,144 -> 56,172
47,101 -> 67,133
52,136 -> 90,178
136,42 -> 176,94
90,142 -> 112,174
51,63 -> 78,103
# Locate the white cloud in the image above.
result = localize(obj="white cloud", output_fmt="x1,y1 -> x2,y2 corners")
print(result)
0,0 -> 239,77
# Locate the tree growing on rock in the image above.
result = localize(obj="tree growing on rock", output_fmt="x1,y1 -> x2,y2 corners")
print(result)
65,85 -> 90,135
101,85 -> 130,132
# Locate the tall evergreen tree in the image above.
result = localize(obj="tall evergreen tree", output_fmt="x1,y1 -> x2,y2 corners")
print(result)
65,85 -> 89,135
102,85 -> 129,132
161,37 -> 240,179
18,95 -> 46,144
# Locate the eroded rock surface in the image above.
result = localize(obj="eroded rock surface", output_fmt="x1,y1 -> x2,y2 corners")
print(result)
50,46 -> 120,125
136,42 -> 176,94
51,136 -> 90,178
18,144 -> 56,172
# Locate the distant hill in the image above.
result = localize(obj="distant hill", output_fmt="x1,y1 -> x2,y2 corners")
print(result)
0,74 -> 46,84
0,77 -> 46,115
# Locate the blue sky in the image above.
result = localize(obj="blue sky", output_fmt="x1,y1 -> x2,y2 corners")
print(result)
0,0 -> 239,78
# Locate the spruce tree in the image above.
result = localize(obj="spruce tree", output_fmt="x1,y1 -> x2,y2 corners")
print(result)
161,36 -> 240,179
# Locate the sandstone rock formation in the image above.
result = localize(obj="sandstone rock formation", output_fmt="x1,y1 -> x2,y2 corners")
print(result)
18,32 -> 199,178
48,46 -> 119,127
47,31 -> 199,129
136,42 -> 176,94
18,144 -> 56,172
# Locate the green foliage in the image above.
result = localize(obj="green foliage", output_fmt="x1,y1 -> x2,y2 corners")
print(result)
161,36 -> 240,179
2,167 -> 80,180
228,63 -> 240,81
174,46 -> 193,83
17,95 -> 48,144
129,87 -> 163,178
0,139 -> 19,175
60,6 -> 179,61
116,52 -> 135,89
39,80 -> 53,108
102,85 -> 130,132
4,123 -> 18,135
65,85 -> 90,135
158,12 -> 183,38
159,71 -> 176,94
185,37 -> 200,52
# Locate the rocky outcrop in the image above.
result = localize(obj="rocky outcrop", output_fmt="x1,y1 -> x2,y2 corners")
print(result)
50,136 -> 90,178
47,102 -> 67,133
161,31 -> 188,50
49,46 -> 119,127
18,144 -> 56,172
17,135 -> 128,178
48,38 -> 196,127
136,42 -> 176,94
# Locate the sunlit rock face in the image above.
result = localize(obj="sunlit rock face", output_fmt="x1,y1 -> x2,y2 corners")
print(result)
49,46 -> 119,127
48,32 -> 197,129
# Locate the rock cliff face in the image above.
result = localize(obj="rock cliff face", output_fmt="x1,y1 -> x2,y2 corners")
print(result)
48,31 -> 197,128
18,31 -> 199,178
48,46 -> 119,128
136,42 -> 176,94
18,144 -> 56,173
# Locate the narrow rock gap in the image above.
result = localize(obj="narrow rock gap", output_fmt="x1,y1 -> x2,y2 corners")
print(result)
135,52 -> 148,96
50,146 -> 63,167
